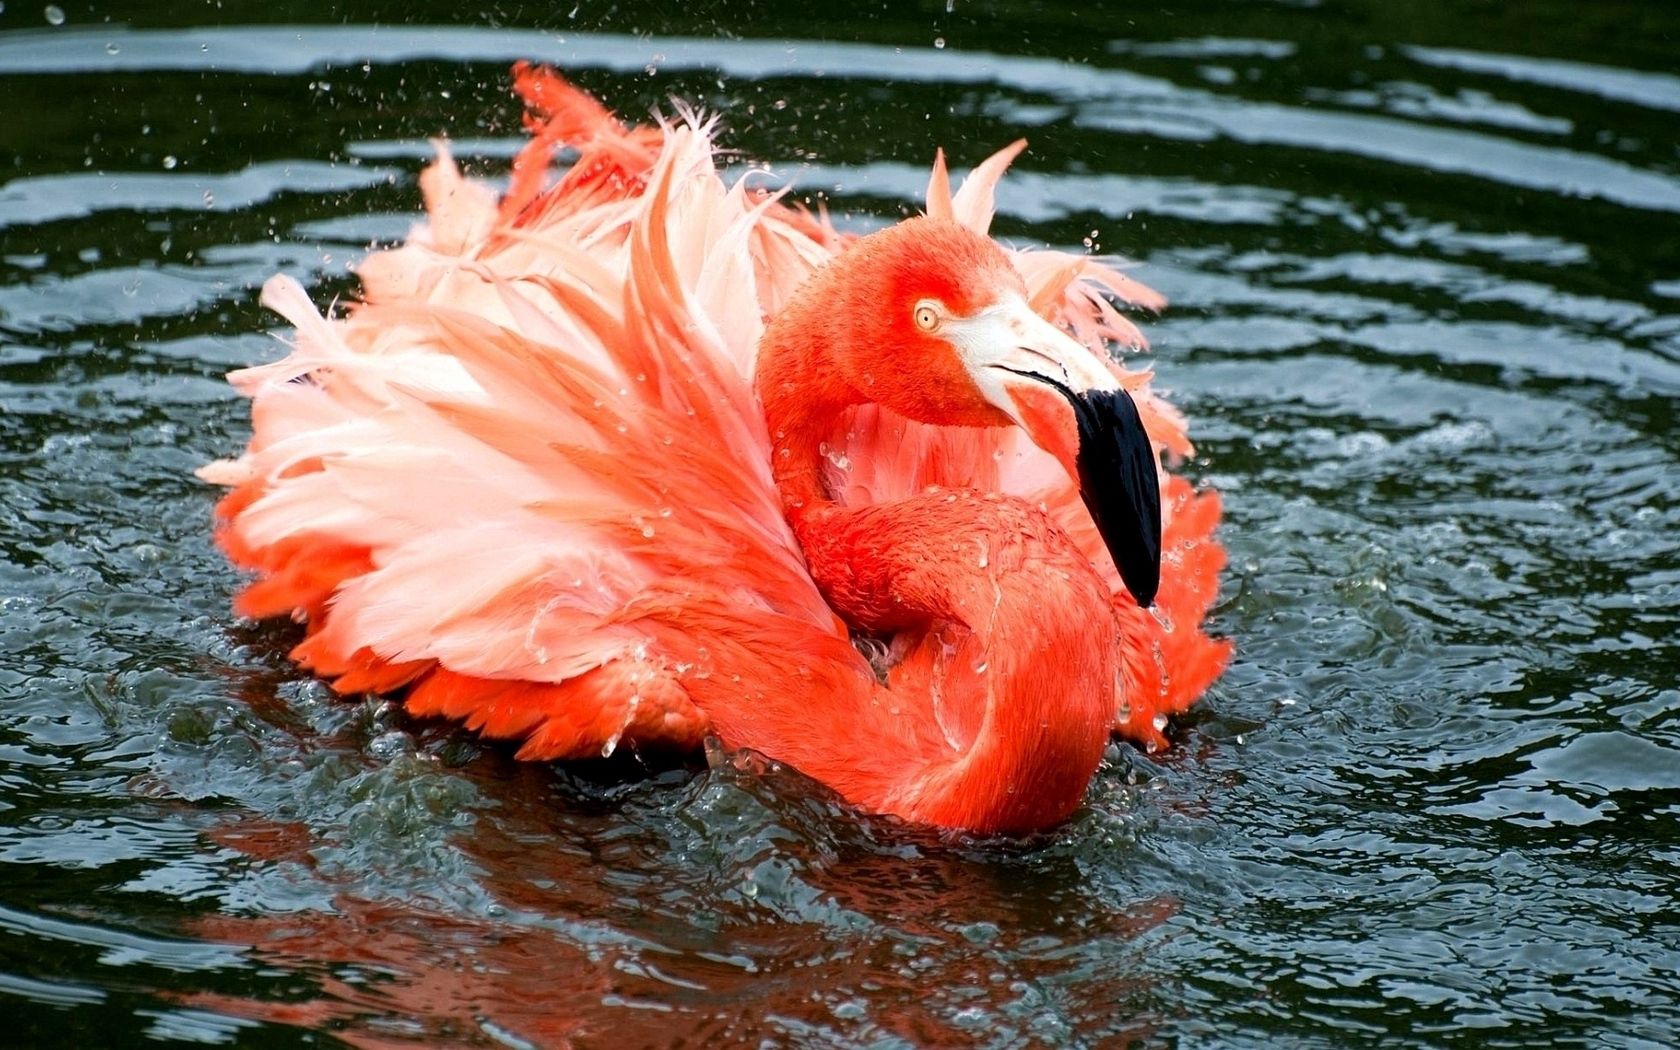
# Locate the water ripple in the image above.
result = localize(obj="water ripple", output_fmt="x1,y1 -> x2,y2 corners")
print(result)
1,7 -> 1677,1046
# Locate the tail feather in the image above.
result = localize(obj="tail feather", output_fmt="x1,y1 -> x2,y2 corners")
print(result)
1113,480 -> 1232,747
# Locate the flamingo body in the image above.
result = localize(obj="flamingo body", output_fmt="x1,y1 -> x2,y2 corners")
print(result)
201,66 -> 1230,834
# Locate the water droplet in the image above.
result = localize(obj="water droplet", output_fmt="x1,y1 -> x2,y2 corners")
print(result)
43,4 -> 64,25
366,730 -> 413,761
1152,714 -> 1169,733
202,190 -> 215,207
933,36 -> 946,49
105,42 -> 120,55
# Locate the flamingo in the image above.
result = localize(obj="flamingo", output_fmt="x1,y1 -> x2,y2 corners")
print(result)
200,66 -> 1230,835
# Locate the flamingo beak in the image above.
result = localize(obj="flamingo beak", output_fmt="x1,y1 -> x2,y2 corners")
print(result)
957,297 -> 1161,607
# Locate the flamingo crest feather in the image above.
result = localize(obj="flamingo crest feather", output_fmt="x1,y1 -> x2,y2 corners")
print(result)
201,64 -> 1230,834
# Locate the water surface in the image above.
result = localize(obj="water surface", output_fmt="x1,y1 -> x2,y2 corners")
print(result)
2,1 -> 1677,1045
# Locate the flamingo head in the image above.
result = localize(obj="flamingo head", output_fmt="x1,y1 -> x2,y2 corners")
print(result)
824,217 -> 1162,606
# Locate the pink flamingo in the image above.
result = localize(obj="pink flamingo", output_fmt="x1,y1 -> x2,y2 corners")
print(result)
201,66 -> 1229,834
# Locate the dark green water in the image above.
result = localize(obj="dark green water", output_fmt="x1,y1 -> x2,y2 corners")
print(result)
3,1 -> 1678,1045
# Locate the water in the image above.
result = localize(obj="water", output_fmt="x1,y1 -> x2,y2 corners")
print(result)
2,2 -> 1677,1045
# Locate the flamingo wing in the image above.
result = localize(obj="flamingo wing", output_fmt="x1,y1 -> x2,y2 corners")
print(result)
204,71 -> 856,760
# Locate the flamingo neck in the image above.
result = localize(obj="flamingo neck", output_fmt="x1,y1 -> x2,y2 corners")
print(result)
757,321 -> 859,515
753,319 -> 1115,834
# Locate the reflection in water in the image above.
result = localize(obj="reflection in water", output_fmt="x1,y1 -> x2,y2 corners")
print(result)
188,759 -> 1176,1045
1,0 -> 1678,1044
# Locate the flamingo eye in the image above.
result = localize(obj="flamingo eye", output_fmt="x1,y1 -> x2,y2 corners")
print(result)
913,302 -> 941,332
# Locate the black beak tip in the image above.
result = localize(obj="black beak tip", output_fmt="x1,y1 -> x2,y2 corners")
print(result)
1069,387 -> 1162,608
